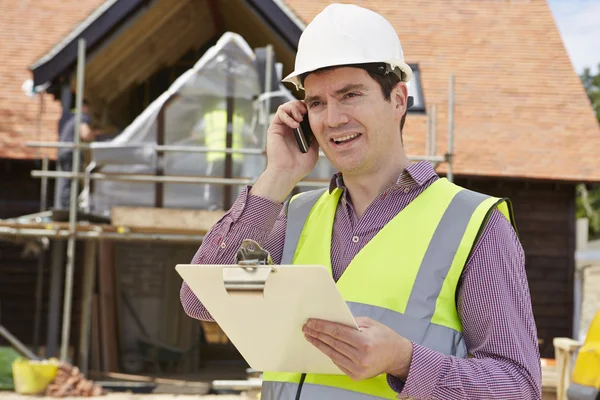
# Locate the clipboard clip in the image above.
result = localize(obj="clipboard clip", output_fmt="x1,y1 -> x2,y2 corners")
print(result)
223,239 -> 276,293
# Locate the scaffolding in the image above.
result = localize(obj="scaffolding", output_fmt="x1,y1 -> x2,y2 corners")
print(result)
0,36 -> 457,376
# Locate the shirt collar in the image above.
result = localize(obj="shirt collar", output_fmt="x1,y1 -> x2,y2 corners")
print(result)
328,160 -> 437,194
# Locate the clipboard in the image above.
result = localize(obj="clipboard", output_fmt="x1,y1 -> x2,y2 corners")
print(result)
175,260 -> 358,375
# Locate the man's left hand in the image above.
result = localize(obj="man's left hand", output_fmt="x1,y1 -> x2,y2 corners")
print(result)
303,317 -> 413,381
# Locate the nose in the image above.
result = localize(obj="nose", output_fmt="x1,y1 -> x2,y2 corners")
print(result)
326,101 -> 350,128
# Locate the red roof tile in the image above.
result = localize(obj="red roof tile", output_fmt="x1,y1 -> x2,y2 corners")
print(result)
281,0 -> 600,182
0,0 -> 106,160
2,0 -> 599,182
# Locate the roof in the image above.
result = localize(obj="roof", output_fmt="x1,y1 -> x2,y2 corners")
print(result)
0,0 -> 301,161
281,0 -> 600,183
28,0 -> 305,88
0,0 -> 106,160
2,0 -> 600,183
29,0 -> 145,87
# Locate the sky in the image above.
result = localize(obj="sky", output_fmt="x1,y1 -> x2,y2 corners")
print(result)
548,0 -> 600,74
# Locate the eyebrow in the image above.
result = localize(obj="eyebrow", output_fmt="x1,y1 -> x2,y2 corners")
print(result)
305,83 -> 368,105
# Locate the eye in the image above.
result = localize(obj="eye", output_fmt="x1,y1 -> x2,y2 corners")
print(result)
343,92 -> 360,100
308,101 -> 321,109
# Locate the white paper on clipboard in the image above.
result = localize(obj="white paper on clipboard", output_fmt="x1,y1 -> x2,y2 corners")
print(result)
175,263 -> 358,375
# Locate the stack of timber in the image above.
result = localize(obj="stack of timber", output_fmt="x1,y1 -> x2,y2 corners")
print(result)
110,206 -> 225,234
45,361 -> 103,397
89,241 -> 120,373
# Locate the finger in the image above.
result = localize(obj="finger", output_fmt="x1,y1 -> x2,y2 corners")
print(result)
332,360 -> 357,380
300,101 -> 308,114
303,325 -> 359,362
296,100 -> 307,114
305,319 -> 362,347
282,101 -> 306,121
305,335 -> 355,372
289,105 -> 304,122
276,108 -> 300,129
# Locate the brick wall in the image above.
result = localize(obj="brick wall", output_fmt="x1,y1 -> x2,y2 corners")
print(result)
0,0 -> 105,159
457,177 -> 576,359
284,0 -> 600,182
113,242 -> 201,354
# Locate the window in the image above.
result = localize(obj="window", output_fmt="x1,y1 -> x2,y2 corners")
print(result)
407,63 -> 425,113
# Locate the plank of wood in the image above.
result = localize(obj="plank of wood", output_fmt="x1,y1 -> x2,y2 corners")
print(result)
110,207 -> 225,232
0,220 -> 206,235
79,241 -> 98,375
542,364 -> 557,390
90,295 -> 102,372
98,241 -> 119,372
95,371 -> 210,388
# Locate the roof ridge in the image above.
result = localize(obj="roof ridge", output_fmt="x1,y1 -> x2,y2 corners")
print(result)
29,0 -> 118,72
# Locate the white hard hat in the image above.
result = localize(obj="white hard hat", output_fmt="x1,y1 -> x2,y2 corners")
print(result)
283,3 -> 413,91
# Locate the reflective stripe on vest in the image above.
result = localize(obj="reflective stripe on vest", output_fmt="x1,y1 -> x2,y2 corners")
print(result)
566,383 -> 600,400
204,110 -> 244,162
262,178 -> 516,400
263,381 -> 387,400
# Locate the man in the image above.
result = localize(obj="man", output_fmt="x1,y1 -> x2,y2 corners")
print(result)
180,3 -> 542,399
56,99 -> 101,209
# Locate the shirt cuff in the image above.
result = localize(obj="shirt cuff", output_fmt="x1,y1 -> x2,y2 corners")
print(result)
386,374 -> 405,393
398,343 -> 446,399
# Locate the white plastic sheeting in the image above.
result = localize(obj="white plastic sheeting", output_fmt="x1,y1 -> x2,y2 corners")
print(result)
87,32 -> 338,214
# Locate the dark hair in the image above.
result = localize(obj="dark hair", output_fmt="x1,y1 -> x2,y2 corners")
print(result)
365,69 -> 407,140
301,63 -> 408,139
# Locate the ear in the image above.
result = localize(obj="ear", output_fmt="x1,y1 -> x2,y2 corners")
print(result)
392,82 -> 408,119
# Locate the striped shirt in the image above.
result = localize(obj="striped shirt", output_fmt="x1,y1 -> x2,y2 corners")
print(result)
180,161 -> 542,399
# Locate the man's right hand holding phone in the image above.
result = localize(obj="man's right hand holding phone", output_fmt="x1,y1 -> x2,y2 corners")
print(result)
250,100 -> 319,203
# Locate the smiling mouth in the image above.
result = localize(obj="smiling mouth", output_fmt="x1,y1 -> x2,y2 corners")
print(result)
331,133 -> 362,145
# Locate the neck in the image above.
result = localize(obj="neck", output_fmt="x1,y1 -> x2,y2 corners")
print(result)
343,153 -> 411,219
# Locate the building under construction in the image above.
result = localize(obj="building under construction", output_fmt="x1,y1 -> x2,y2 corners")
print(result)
1,0 -> 600,397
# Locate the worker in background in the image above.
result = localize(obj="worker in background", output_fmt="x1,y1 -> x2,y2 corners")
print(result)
202,99 -> 246,210
180,3 -> 542,399
56,99 -> 102,209
567,309 -> 600,399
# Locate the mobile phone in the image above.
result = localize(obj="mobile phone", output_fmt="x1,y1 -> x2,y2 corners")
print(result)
293,114 -> 314,153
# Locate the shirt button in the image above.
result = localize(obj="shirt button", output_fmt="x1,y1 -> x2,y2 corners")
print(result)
403,187 -> 410,193
220,242 -> 226,249
352,236 -> 359,243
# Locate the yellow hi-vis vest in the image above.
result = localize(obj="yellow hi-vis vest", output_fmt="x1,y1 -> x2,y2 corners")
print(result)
567,309 -> 600,400
204,109 -> 244,162
261,178 -> 517,400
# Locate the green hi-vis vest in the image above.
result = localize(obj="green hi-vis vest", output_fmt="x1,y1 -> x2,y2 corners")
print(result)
204,109 -> 244,162
261,178 -> 517,400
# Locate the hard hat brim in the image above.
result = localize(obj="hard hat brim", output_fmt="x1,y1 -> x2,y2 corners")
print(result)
282,61 -> 413,91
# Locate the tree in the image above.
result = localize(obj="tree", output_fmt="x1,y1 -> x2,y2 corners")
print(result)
576,185 -> 600,239
581,63 -> 600,123
577,63 -> 600,240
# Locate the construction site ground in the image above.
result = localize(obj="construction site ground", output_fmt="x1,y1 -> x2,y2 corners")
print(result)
0,390 -> 558,400
1,394 -> 249,400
